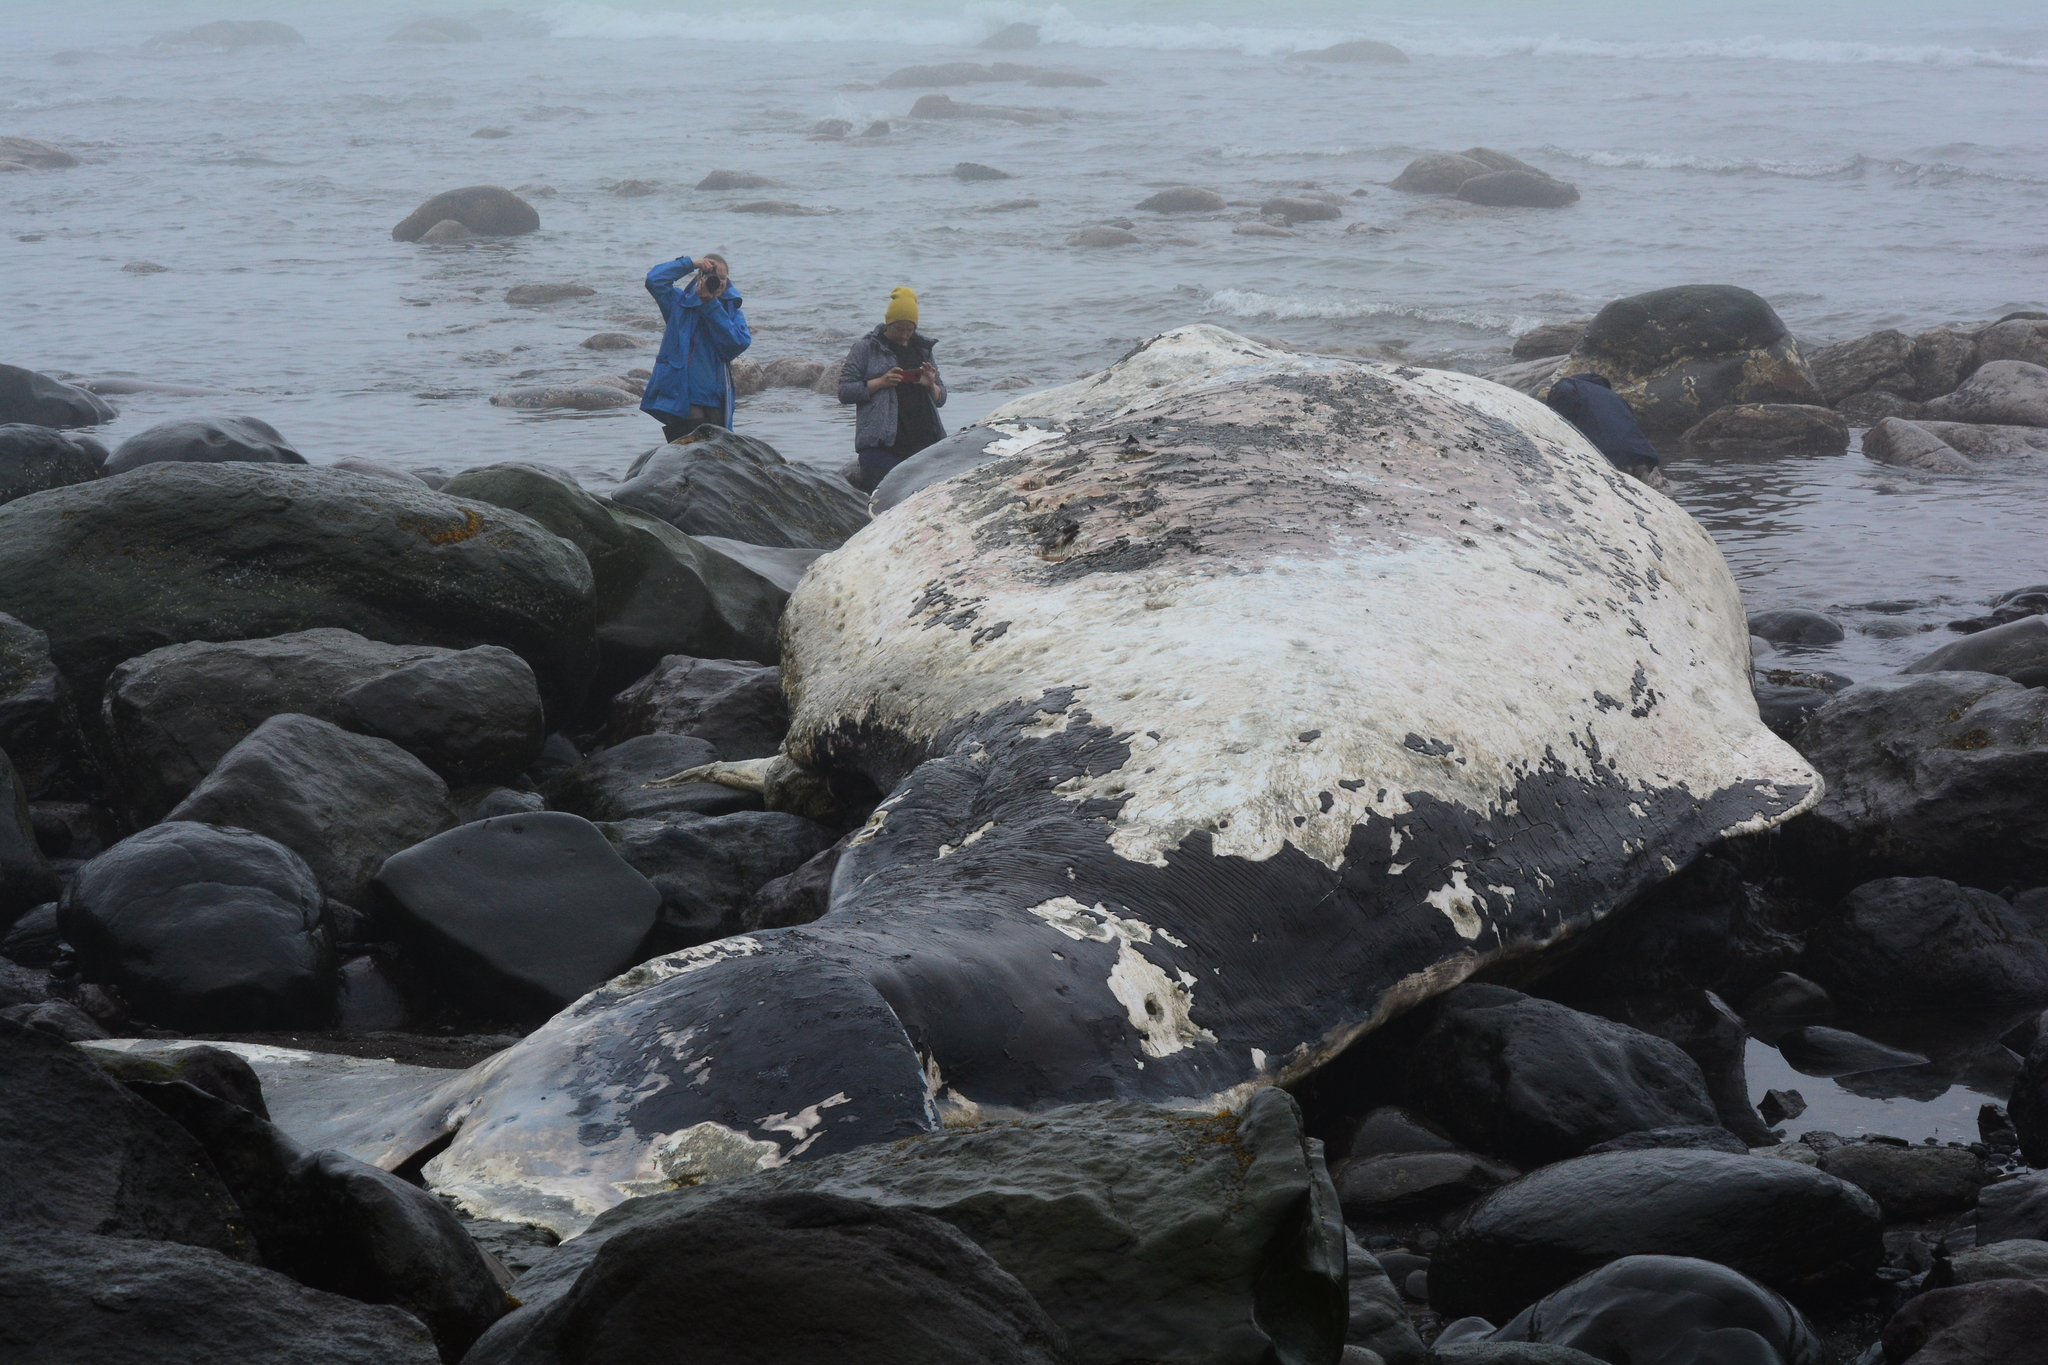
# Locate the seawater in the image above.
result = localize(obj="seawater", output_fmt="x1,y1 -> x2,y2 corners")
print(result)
4,0 -> 2045,681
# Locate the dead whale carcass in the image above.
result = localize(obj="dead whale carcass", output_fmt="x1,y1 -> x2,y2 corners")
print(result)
368,328 -> 1820,1235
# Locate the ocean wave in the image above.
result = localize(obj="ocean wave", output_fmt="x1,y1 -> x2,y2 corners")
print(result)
534,4 -> 2048,68
1546,147 -> 2048,185
1205,288 -> 1537,334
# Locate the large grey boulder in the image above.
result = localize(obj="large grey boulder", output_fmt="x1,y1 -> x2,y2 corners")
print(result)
611,427 -> 869,551
0,464 -> 596,721
1428,1150 -> 1881,1324
0,1016 -> 254,1255
163,713 -> 452,909
1455,170 -> 1578,208
1790,672 -> 2048,886
1680,403 -> 1847,453
1547,285 -> 1824,436
1919,359 -> 2048,427
60,822 -> 334,1030
103,416 -> 304,475
1802,877 -> 2048,1012
0,136 -> 79,169
543,734 -> 760,821
392,186 -> 538,242
1975,316 -> 2048,369
439,462 -> 788,692
1862,416 -> 1976,473
1808,329 -> 1916,404
1137,186 -> 1225,213
0,1230 -> 441,1364
602,809 -> 836,954
467,1089 -> 1346,1365
0,365 -> 115,428
0,749 -> 59,930
1904,615 -> 2048,686
106,629 -> 543,821
605,654 -> 787,756
1390,152 -> 1493,193
0,423 -> 101,505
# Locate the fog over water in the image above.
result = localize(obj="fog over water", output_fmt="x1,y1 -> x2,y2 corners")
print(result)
5,0 -> 2044,687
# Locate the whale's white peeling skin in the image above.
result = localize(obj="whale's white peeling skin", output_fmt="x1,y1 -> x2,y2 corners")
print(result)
349,325 -> 1821,1235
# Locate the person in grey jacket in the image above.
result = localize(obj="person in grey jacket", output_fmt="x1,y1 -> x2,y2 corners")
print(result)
837,286 -> 947,490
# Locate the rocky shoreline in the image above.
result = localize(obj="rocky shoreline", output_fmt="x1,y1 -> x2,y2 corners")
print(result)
3,288 -> 2047,1365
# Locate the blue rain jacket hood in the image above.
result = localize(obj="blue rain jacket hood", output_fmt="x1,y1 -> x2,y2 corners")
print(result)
1545,373 -> 1660,469
642,256 -> 752,427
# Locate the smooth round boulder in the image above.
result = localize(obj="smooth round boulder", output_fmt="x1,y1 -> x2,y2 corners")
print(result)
1456,171 -> 1579,208
58,822 -> 333,1031
391,186 -> 539,243
1428,1150 -> 1882,1324
1475,1255 -> 1819,1365
695,169 -> 779,190
418,218 -> 474,243
1813,1142 -> 1987,1221
0,463 -> 598,722
1137,186 -> 1225,213
371,812 -> 660,1019
0,365 -> 115,429
1287,39 -> 1408,63
1919,359 -> 2048,427
0,136 -> 78,169
1803,877 -> 2048,1011
606,655 -> 787,757
1513,320 -> 1588,361
1263,196 -> 1342,223
603,810 -> 837,955
503,282 -> 594,306
2015,1039 -> 2048,1166
954,161 -> 1013,181
0,424 -> 100,505
1881,1280 -> 2048,1365
104,416 -> 303,475
1747,608 -> 1844,646
1390,152 -> 1493,193
1680,404 -> 1848,453
611,427 -> 869,552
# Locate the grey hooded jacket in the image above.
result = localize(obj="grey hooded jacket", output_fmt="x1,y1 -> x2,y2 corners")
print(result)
837,327 -> 947,451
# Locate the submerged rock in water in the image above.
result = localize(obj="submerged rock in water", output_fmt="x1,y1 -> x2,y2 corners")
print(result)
1809,328 -> 1917,405
148,19 -> 304,47
0,136 -> 79,169
392,186 -> 539,242
907,93 -> 1056,124
1455,170 -> 1579,208
694,168 -> 779,190
1863,415 -> 1977,473
333,324 -> 1816,1229
1288,39 -> 1409,63
1681,403 -> 1848,453
0,364 -> 116,429
1905,615 -> 2048,686
0,423 -> 101,506
1390,152 -> 1494,193
1137,186 -> 1224,213
103,415 -> 304,474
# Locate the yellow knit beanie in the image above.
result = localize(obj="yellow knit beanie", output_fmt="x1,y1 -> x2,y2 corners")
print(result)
884,286 -> 919,325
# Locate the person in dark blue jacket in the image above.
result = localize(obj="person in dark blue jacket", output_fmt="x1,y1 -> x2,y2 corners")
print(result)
1544,373 -> 1661,477
642,253 -> 751,440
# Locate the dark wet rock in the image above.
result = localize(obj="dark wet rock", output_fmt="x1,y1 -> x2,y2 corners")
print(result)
1458,1255 -> 1819,1365
149,19 -> 304,46
1068,226 -> 1142,247
2015,1041 -> 2048,1166
0,423 -> 101,505
1919,359 -> 2048,427
0,750 -> 59,929
0,364 -> 116,428
579,331 -> 639,351
605,654 -> 786,757
1977,1171 -> 2048,1242
1390,152 -> 1494,193
502,282 -> 592,306
0,464 -> 597,721
1456,170 -> 1579,208
1949,1236 -> 2048,1284
418,217 -> 475,242
1263,196 -> 1343,223
1334,1150 -> 1519,1219
133,1081 -> 508,1360
1137,186 -> 1225,212
611,179 -> 660,198
728,199 -> 829,216
1288,39 -> 1409,63
756,355 -> 827,389
1754,681 -> 1834,737
1513,321 -> 1589,361
1882,1279 -> 2048,1365
2,902 -> 62,965
1748,608 -> 1845,645
104,416 -> 304,475
164,713 -> 452,909
694,169 -> 779,190
544,734 -> 758,821
2,998 -> 107,1040
1551,285 -> 1823,436
372,812 -> 659,1018
1344,1233 -> 1427,1365
1809,328 -> 1916,404
444,462 -> 786,695
1918,420 -> 2048,459
1774,1024 -> 1927,1077
1582,1125 -> 1750,1155
105,629 -> 542,821
908,93 -> 1056,124
489,383 -> 638,410
1528,854 -> 1751,1001
334,954 -> 411,1031
60,823 -> 333,1030
1974,316 -> 2048,370
612,426 -> 867,552
1906,326 -> 1981,401
1428,1149 -> 1882,1323
1681,403 -> 1848,453
1837,389 -> 1921,425
954,161 -> 1014,181
1339,1104 -> 1458,1160
1745,971 -> 1834,1017
1392,984 -> 1717,1164
1905,616 -> 2048,686
981,22 -> 1039,50
0,136 -> 79,168
91,1041 -> 269,1116
1430,1344 -> 1605,1365
1863,415 -> 1976,472
0,1015 -> 253,1253
463,1190 -> 1068,1365
1788,672 -> 2048,887
466,1089 -> 1343,1365
601,810 -> 834,955
392,187 -> 539,242
0,944 -> 54,999
1814,1142 -> 1986,1222
390,17 -> 482,42
1802,877 -> 2048,1011
740,833 -> 846,931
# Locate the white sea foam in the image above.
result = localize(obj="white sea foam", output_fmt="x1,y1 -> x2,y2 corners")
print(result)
1204,289 -> 1538,335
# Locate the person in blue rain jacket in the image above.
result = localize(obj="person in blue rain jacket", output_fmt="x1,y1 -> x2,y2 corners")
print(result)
1543,372 -> 1661,478
642,253 -> 751,440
